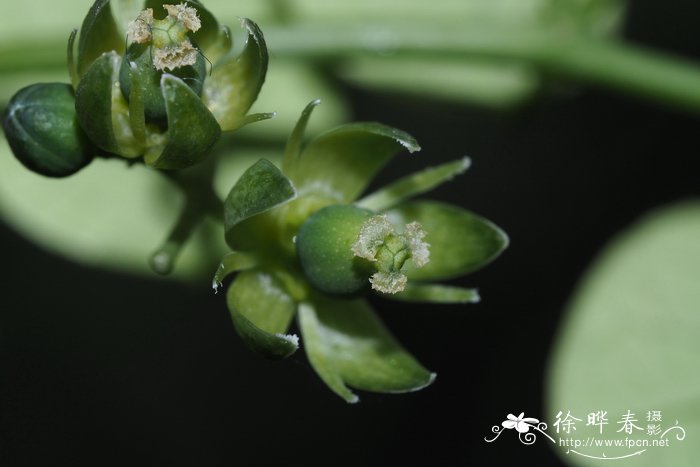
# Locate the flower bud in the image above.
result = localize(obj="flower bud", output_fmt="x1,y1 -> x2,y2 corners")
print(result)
3,83 -> 94,177
119,42 -> 207,122
64,0 -> 269,170
118,4 -> 207,122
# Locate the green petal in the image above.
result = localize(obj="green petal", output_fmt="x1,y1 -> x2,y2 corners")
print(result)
287,122 -> 421,205
203,18 -> 268,132
357,157 -> 472,211
75,51 -> 121,154
77,0 -> 123,78
224,158 -> 296,248
227,270 -> 298,360
144,74 -> 221,169
382,283 -> 480,304
3,83 -> 95,177
298,297 -> 435,403
385,200 -> 508,281
144,1 -> 220,53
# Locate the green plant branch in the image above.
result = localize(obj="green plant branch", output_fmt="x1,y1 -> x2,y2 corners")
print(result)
149,198 -> 206,275
263,25 -> 700,112
150,159 -> 225,275
3,26 -> 699,112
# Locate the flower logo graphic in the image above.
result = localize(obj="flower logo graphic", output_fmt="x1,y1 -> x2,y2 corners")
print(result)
485,412 -> 555,445
502,413 -> 540,433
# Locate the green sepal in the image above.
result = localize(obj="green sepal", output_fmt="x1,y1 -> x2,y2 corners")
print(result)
212,251 -> 258,293
224,158 -> 296,248
144,74 -> 221,169
67,29 -> 79,88
357,157 -> 472,212
144,0 -> 220,54
204,25 -> 233,66
3,83 -> 95,177
286,122 -> 421,205
223,112 -> 277,134
298,297 -> 435,403
385,200 -> 508,281
227,270 -> 298,360
77,0 -> 123,78
75,51 -> 121,154
282,99 -> 321,173
383,283 -> 480,304
203,18 -> 268,132
127,60 -> 147,144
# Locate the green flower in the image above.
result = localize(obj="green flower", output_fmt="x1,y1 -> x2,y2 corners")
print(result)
3,0 -> 269,175
214,101 -> 509,402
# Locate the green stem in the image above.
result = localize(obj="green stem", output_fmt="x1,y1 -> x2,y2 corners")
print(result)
149,199 -> 204,275
383,283 -> 481,304
4,26 -> 700,111
150,159 -> 225,275
264,25 -> 700,112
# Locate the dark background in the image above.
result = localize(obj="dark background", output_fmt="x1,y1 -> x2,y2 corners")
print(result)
1,1 -> 698,465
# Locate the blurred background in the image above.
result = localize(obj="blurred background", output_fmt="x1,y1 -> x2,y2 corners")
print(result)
1,0 -> 699,465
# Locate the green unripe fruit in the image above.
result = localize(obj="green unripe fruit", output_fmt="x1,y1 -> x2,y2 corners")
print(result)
119,43 -> 207,123
3,83 -> 95,177
296,204 -> 376,295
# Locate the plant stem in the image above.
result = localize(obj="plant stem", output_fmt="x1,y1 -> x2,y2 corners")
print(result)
264,24 -> 700,112
3,26 -> 700,112
149,199 -> 204,275
150,159 -> 225,275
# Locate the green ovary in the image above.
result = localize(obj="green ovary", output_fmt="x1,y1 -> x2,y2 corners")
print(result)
296,204 -> 430,296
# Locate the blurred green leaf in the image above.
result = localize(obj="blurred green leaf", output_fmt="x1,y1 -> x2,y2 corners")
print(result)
227,270 -> 298,360
298,297 -> 435,403
547,201 -> 700,466
385,201 -> 508,281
